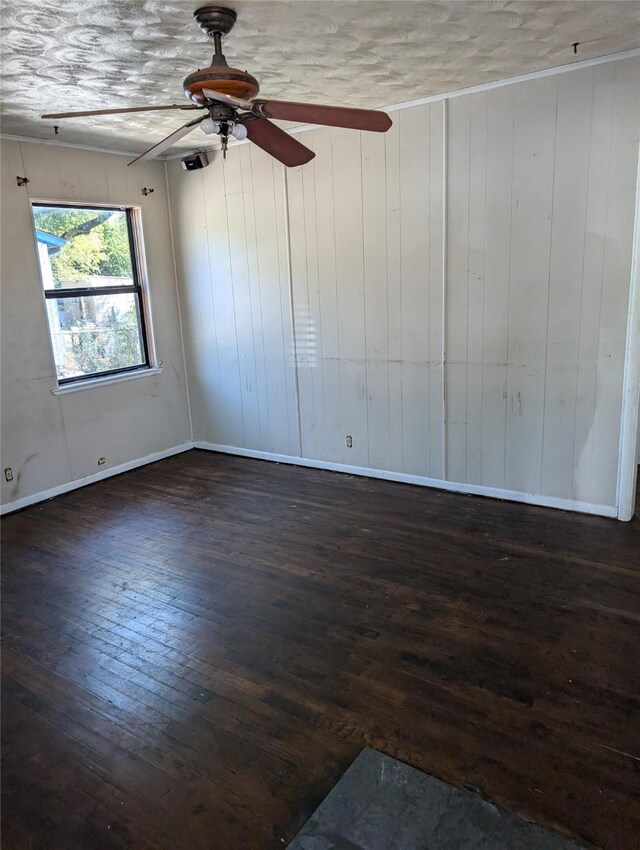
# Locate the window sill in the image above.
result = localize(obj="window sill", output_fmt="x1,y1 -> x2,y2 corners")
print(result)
51,364 -> 163,396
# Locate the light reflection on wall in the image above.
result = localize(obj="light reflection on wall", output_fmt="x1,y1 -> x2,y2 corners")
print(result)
292,302 -> 317,368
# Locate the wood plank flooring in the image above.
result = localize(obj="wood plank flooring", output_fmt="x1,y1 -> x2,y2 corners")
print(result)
2,450 -> 639,850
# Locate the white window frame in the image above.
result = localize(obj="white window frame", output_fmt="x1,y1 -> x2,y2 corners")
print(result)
31,201 -> 159,392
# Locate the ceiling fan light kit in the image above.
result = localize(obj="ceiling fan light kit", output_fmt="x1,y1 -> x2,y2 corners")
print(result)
41,5 -> 393,168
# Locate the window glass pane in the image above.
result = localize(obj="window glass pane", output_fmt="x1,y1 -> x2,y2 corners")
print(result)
33,206 -> 134,290
46,293 -> 145,380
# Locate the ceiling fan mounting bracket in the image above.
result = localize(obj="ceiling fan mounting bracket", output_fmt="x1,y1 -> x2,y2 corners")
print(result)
193,6 -> 237,38
208,103 -> 236,121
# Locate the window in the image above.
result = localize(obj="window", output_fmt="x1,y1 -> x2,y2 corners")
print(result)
32,203 -> 152,384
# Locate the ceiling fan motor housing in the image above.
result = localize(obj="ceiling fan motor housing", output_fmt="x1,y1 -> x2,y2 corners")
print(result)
183,60 -> 260,103
185,6 -> 259,103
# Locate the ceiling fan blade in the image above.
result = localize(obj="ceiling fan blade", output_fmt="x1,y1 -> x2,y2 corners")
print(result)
240,116 -> 315,167
42,104 -> 202,119
202,88 -> 253,110
253,100 -> 392,133
127,116 -> 205,166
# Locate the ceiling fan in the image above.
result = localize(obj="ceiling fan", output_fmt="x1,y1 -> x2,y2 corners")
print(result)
42,6 -> 393,168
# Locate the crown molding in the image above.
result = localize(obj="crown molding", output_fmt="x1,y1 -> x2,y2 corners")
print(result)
4,48 -> 639,161
165,47 -> 640,157
0,133 -> 141,157
379,47 -> 640,115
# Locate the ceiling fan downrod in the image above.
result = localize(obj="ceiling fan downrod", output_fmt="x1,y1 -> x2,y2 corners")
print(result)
195,5 -> 235,66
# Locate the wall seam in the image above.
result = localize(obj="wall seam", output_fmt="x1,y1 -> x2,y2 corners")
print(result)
616,140 -> 640,519
164,162 -> 194,443
441,98 -> 448,480
283,165 -> 304,458
539,77 -> 561,495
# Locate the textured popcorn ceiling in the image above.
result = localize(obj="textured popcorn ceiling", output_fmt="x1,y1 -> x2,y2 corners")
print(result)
2,1 -> 639,156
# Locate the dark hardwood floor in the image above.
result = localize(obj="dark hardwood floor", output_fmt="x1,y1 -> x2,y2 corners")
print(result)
2,450 -> 639,850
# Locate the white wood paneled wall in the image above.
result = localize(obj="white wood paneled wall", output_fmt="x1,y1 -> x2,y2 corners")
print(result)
446,60 -> 639,506
287,107 -> 445,476
168,56 -> 640,515
168,144 -> 300,456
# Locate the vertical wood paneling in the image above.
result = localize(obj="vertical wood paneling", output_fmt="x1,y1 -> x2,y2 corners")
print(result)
465,94 -> 489,485
481,86 -> 514,489
504,76 -> 557,495
399,106 -> 431,477
311,130 -> 343,463
446,96 -> 471,482
171,144 -> 299,455
238,146 -> 270,451
181,167 -> 221,441
287,107 -> 444,474
299,145 -> 327,461
287,156 -> 316,457
202,152 -> 245,446
168,159 -> 224,441
225,149 -> 262,450
384,119 -> 405,474
333,128 -> 368,468
169,56 -> 639,514
571,64 -> 615,503
540,70 -> 593,499
251,147 -> 300,456
588,58 -> 640,506
443,57 -> 639,505
362,131 -> 390,471
428,103 -> 446,480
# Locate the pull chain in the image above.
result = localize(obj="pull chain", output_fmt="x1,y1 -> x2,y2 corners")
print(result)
219,120 -> 230,160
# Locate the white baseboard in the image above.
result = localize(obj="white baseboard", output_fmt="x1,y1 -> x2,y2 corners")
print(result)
0,443 -> 192,516
193,441 -> 618,519
1,439 -> 619,519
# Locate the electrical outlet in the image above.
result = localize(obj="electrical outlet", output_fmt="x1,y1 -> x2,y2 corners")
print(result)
4,467 -> 13,482
98,457 -> 106,466
345,435 -> 353,448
